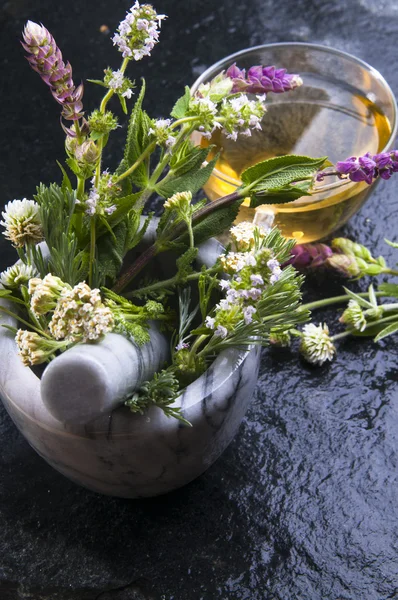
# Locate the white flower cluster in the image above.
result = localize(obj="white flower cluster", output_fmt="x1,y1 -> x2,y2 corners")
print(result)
29,274 -> 68,316
112,2 -> 166,61
0,262 -> 37,289
230,221 -> 269,251
205,223 -> 282,339
218,94 -> 267,141
148,118 -> 176,149
188,91 -> 266,142
49,282 -> 114,343
15,329 -> 66,367
0,199 -> 44,248
299,322 -> 336,366
107,70 -> 134,99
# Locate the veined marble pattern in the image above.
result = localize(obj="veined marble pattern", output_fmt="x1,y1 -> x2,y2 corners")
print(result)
0,230 -> 261,497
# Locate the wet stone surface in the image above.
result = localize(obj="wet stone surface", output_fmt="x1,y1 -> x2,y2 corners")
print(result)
0,0 -> 398,598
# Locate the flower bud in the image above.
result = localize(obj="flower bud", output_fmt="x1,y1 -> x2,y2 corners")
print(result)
74,140 -> 100,166
339,300 -> 366,331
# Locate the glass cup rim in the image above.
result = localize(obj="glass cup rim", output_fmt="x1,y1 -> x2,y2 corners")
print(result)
191,42 -> 398,193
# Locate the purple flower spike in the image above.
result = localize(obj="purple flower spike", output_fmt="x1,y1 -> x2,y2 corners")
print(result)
334,150 -> 398,184
22,21 -> 84,121
285,243 -> 333,270
226,62 -> 303,95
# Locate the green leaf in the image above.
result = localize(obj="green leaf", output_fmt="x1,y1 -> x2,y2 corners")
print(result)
374,321 -> 398,342
250,180 -> 312,208
100,192 -> 142,232
65,157 -> 81,177
177,198 -> 241,246
169,145 -> 213,179
116,80 -> 150,188
242,154 -> 328,185
155,155 -> 218,198
56,161 -> 73,192
379,283 -> 398,297
0,289 -> 13,298
241,155 -> 327,207
87,78 -> 108,88
176,248 -> 199,279
385,238 -> 398,248
119,94 -> 128,115
97,220 -> 129,285
171,86 -> 191,119
342,286 -> 373,309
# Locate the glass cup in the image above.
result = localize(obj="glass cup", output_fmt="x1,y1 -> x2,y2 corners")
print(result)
191,43 -> 397,242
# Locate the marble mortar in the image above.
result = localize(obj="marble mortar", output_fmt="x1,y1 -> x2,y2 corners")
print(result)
0,225 -> 261,498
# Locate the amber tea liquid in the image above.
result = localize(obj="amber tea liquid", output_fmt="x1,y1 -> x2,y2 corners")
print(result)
199,74 -> 392,242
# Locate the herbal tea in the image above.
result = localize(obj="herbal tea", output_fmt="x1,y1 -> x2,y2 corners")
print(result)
199,74 -> 392,242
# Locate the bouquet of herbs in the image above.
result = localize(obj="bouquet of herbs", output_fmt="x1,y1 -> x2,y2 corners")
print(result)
1,2 -> 397,424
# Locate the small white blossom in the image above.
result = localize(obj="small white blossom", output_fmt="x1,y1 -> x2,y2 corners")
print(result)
214,325 -> 228,338
250,274 -> 264,287
230,221 -> 268,250
49,282 -> 114,343
1,199 -> 43,248
243,305 -> 257,325
205,316 -> 215,329
29,274 -> 70,316
175,341 -> 190,351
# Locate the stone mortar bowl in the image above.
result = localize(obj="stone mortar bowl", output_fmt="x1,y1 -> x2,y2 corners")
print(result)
0,223 -> 261,498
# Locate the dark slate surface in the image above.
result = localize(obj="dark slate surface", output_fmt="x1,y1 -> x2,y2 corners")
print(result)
1,0 -> 398,598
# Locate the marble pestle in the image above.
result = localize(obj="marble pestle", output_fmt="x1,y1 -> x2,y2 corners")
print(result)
41,325 -> 169,425
39,221 -> 222,426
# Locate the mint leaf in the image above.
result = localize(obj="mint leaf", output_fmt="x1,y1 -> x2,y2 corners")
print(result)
155,155 -> 218,198
242,154 -> 327,185
176,199 -> 241,246
171,86 -> 191,119
117,80 -> 150,188
169,145 -> 211,179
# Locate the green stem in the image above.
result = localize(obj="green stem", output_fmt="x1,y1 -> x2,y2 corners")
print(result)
301,291 -> 386,312
383,268 -> 398,276
189,333 -> 209,357
331,313 -> 398,341
124,267 -> 217,299
115,141 -> 156,184
0,306 -> 52,339
89,216 -> 96,287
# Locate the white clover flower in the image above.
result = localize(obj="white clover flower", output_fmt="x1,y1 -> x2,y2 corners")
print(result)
0,262 -> 37,289
112,2 -> 166,60
1,199 -> 44,248
339,300 -> 367,332
49,283 -> 114,343
299,323 -> 336,366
